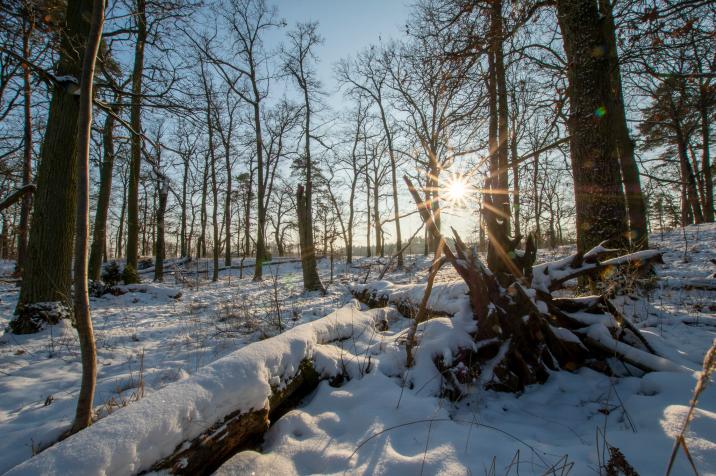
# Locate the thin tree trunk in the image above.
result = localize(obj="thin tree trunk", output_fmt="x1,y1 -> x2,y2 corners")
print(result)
378,104 -> 402,267
71,0 -> 104,434
210,138 -> 220,282
89,104 -> 119,281
253,99 -> 266,281
180,159 -> 189,258
224,145 -> 233,267
117,176 -> 127,259
366,172 -> 371,258
698,82 -> 714,222
154,175 -> 168,282
16,17 -> 34,277
199,155 -> 209,258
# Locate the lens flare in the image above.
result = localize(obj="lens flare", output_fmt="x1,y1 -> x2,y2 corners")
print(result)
444,175 -> 470,206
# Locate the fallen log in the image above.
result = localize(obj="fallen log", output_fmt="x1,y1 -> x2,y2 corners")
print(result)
147,360 -> 320,475
6,303 -> 390,476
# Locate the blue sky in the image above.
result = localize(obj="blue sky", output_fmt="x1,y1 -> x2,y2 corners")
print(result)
273,0 -> 412,109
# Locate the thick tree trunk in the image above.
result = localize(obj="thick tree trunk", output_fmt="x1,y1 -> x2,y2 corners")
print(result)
16,0 -> 94,321
71,0 -> 104,434
89,105 -> 118,281
599,0 -> 649,249
126,0 -> 146,274
299,87 -> 322,290
555,0 -> 628,253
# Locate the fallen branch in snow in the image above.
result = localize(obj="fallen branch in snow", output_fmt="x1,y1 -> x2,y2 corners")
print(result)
148,360 -> 320,475
5,303 -> 390,476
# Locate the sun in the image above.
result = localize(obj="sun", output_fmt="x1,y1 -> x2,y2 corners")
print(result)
444,175 -> 470,206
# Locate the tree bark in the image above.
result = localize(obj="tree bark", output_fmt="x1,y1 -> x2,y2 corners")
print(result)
253,99 -> 266,280
16,0 -> 93,315
16,16 -> 34,278
154,174 -> 168,282
698,82 -> 714,222
296,185 -> 324,292
71,0 -> 104,434
599,0 -> 649,249
555,0 -> 628,253
89,105 -> 118,281
126,0 -> 146,274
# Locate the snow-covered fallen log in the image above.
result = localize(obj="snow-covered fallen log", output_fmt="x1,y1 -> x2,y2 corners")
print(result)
5,302 -> 390,476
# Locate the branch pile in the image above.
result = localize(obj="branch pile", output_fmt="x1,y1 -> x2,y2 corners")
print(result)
353,176 -> 681,395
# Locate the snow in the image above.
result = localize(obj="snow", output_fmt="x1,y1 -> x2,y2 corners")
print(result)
4,301 -> 391,475
1,224 -> 715,475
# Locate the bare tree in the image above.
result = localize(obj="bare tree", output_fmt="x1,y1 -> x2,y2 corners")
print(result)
282,22 -> 324,292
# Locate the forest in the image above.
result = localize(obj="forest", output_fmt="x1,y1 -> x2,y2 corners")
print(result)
0,0 -> 714,474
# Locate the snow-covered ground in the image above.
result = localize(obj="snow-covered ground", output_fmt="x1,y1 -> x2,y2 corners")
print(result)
1,225 -> 715,475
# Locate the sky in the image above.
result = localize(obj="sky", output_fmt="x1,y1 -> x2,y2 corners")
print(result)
275,0 -> 412,110
268,0 -> 482,245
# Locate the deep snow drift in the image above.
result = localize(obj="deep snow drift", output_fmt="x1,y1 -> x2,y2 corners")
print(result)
1,224 -> 715,475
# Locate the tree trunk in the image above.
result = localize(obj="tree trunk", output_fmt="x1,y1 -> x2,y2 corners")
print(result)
378,104 -> 402,267
154,176 -> 168,282
16,17 -> 34,278
299,85 -> 322,290
599,0 -> 649,249
71,0 -> 104,434
224,146 -> 233,267
210,142 -> 220,283
296,185 -> 324,292
532,155 -> 541,247
89,105 -> 119,281
199,155 -> 209,258
555,0 -> 628,253
16,0 -> 94,320
698,82 -> 714,222
126,0 -> 146,275
117,176 -> 127,259
366,172 -> 371,258
675,128 -> 704,224
373,171 -> 381,257
253,99 -> 266,280
180,159 -> 189,258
